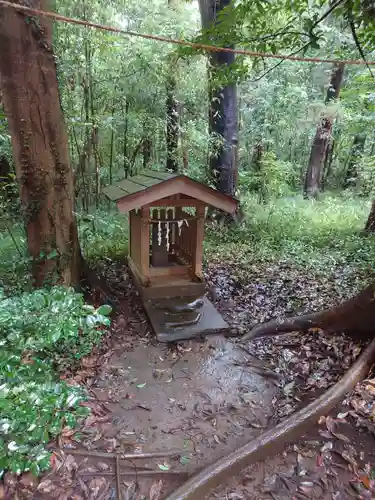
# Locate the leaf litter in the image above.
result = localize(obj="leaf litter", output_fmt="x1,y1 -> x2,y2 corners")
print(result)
5,258 -> 375,499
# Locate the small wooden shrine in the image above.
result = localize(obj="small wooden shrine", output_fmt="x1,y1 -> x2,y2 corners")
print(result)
103,170 -> 238,341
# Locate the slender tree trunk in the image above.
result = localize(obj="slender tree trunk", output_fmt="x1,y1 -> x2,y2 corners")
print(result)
0,0 -> 82,287
304,63 -> 345,199
143,136 -> 152,169
199,0 -> 238,196
321,132 -> 337,191
344,133 -> 366,188
166,74 -> 179,172
123,100 -> 129,177
365,199 -> 375,233
179,104 -> 189,171
108,96 -> 116,185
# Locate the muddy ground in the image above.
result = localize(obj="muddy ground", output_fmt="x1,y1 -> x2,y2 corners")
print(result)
5,259 -> 375,500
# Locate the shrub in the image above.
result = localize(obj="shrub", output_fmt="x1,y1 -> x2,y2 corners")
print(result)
0,287 -> 111,477
239,152 -> 299,201
78,210 -> 128,263
356,156 -> 375,198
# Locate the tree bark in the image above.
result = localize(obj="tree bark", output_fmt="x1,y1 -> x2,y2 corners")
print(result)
166,74 -> 179,172
143,136 -> 152,169
0,0 -> 82,287
199,0 -> 238,196
304,63 -> 345,199
243,281 -> 375,342
364,200 -> 375,233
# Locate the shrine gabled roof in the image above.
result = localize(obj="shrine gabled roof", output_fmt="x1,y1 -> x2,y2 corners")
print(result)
102,170 -> 238,214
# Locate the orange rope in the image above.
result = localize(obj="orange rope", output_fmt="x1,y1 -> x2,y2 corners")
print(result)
0,0 -> 374,66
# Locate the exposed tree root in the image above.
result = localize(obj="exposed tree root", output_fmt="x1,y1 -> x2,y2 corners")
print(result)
242,282 -> 375,341
164,337 -> 375,500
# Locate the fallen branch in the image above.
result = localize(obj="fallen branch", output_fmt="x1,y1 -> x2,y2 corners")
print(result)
81,470 -> 189,477
164,336 -> 375,500
68,449 -> 184,460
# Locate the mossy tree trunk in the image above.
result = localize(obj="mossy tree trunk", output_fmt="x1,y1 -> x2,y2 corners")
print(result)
166,73 -> 179,172
198,0 -> 238,197
0,0 -> 82,287
304,63 -> 345,199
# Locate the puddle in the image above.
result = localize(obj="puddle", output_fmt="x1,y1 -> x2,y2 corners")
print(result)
92,335 -> 278,496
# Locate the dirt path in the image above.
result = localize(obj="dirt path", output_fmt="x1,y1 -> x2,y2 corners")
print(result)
6,261 -> 375,499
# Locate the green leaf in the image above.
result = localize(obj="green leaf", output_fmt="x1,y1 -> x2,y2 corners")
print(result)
96,304 -> 112,316
136,383 -> 146,388
157,463 -> 170,471
180,455 -> 190,465
30,462 -> 40,476
46,250 -> 58,260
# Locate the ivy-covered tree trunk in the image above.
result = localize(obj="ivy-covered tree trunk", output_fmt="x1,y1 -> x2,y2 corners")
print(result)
304,63 -> 345,199
166,74 -> 179,172
0,0 -> 82,287
199,0 -> 238,196
165,0 -> 179,173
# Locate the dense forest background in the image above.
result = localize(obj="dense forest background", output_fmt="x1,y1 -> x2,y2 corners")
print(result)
1,0 -> 375,480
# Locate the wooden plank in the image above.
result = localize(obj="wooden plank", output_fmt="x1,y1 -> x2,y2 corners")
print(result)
102,184 -> 129,201
117,177 -> 153,195
129,210 -> 141,267
171,243 -> 191,264
192,205 -> 205,279
141,171 -> 178,182
167,208 -> 174,248
140,207 -> 150,281
149,265 -> 190,278
146,199 -> 207,208
142,280 -> 206,300
126,175 -> 163,188
128,210 -> 133,261
128,256 -> 147,287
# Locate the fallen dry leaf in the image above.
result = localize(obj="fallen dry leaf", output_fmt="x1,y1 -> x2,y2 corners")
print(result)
81,355 -> 99,368
37,479 -> 54,494
149,480 -> 163,500
88,477 -> 107,497
359,475 -> 371,490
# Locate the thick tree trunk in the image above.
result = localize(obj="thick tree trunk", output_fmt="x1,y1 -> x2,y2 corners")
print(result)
364,200 -> 375,233
304,63 -> 345,199
199,0 -> 238,197
0,0 -> 82,287
243,282 -> 375,342
344,132 -> 366,188
166,74 -> 179,172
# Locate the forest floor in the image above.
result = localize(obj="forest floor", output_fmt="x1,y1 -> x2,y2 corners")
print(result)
2,195 -> 375,499
9,254 -> 375,500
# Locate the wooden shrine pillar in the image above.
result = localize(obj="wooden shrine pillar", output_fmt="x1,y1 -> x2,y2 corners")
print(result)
192,205 -> 205,279
140,207 -> 150,283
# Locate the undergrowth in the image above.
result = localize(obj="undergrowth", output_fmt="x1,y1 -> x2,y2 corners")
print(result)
0,287 -> 111,477
206,194 -> 375,278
